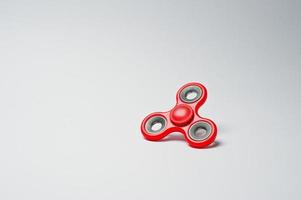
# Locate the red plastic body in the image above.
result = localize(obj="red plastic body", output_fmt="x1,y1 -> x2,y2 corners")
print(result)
141,82 -> 217,148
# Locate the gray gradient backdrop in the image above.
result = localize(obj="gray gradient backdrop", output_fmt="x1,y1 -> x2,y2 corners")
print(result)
0,0 -> 301,199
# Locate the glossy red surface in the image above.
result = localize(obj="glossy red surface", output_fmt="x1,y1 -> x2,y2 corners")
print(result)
141,82 -> 217,148
170,104 -> 194,126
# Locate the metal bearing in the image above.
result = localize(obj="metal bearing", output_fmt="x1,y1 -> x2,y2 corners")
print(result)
180,85 -> 202,103
145,116 -> 167,134
188,121 -> 212,141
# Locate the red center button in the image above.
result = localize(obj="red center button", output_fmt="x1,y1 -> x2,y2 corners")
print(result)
170,104 -> 194,126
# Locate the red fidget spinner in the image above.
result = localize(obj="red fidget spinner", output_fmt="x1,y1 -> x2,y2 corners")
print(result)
141,82 -> 217,148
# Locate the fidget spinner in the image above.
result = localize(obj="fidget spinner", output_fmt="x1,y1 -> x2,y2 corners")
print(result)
141,82 -> 217,148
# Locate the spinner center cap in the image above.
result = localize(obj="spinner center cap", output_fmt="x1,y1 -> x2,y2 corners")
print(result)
170,104 -> 194,126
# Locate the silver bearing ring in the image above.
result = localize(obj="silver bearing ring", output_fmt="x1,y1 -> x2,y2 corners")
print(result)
145,116 -> 167,134
180,85 -> 202,103
188,121 -> 212,141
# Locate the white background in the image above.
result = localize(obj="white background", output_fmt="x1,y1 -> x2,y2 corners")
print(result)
0,0 -> 300,199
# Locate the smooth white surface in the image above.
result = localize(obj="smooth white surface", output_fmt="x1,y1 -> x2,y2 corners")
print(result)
0,0 -> 301,199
